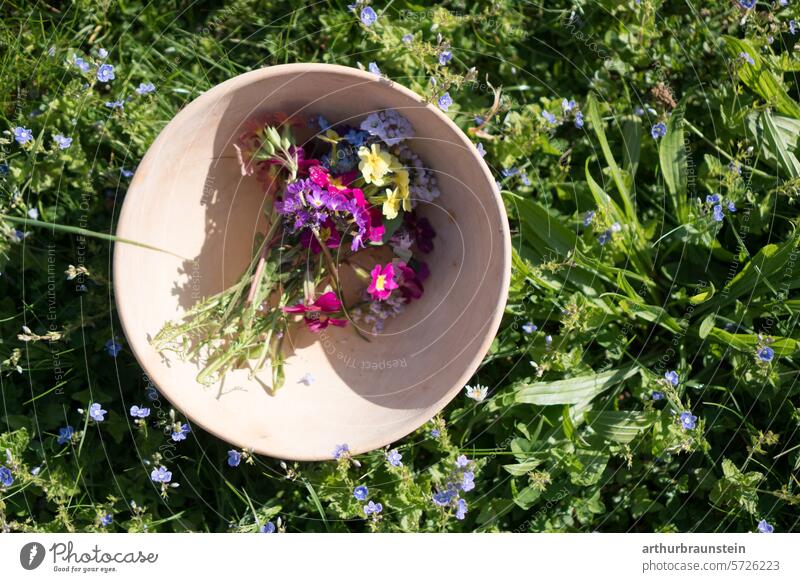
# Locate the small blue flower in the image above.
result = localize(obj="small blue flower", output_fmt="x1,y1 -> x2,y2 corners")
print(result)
757,519 -> 774,533
705,193 -> 720,204
561,99 -> 576,112
120,168 -> 134,178
53,134 -> 72,149
386,449 -> 403,467
88,403 -> 107,422
363,500 -> 383,515
455,498 -> 468,520
739,51 -> 755,66
438,50 -> 453,66
728,161 -> 742,174
104,100 -> 124,110
171,423 -> 190,442
430,429 -> 441,439
227,450 -> 241,467
360,6 -> 377,26
664,370 -> 679,386
437,92 -> 453,112
343,129 -> 368,147
130,405 -> 150,419
679,411 -> 697,430
727,201 -> 737,213
96,64 -> 115,83
455,454 -> 470,469
368,61 -> 381,76
100,513 -> 113,527
582,210 -> 595,227
712,204 -> 724,222
402,33 -> 413,44
98,48 -> 108,59
105,339 -> 122,357
791,20 -> 798,35
28,208 -> 39,220
57,425 -> 74,445
474,115 -> 485,125
73,56 -> 90,72
150,466 -> 172,483
432,488 -> 456,506
260,522 -> 276,533
353,485 -> 369,501
522,322 -> 537,334
136,82 -> 156,95
0,163 -> 8,176
0,466 -> 14,487
651,122 -> 667,139
476,142 -> 486,158
651,391 -> 664,401
501,167 -> 519,178
574,111 -> 584,129
460,471 -> 475,492
739,0 -> 756,9
13,126 -> 33,144
598,230 -> 612,245
542,110 -> 557,125
758,346 -> 774,362
332,443 -> 350,460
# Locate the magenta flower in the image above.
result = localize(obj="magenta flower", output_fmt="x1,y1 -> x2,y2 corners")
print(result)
283,291 -> 347,333
367,263 -> 399,301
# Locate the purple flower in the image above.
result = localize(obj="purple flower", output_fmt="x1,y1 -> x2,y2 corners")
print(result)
227,450 -> 242,467
363,500 -> 383,515
150,466 -> 172,483
758,346 -> 774,362
53,134 -> 72,149
706,194 -> 720,204
360,6 -> 377,26
664,370 -> 679,386
104,100 -> 124,110
136,82 -> 156,95
13,126 -> 33,144
651,122 -> 667,139
430,429 -> 441,439
542,110 -> 557,125
561,99 -> 576,112
712,204 -> 724,222
455,454 -> 470,469
437,92 -> 453,112
0,466 -> 14,487
360,109 -> 414,146
105,339 -> 122,357
96,63 -> 115,83
354,485 -> 369,500
739,51 -> 755,66
73,56 -> 90,72
522,322 -> 537,334
130,405 -> 150,419
460,471 -> 475,492
368,62 -> 381,76
438,50 -> 453,66
574,111 -> 584,128
57,425 -> 74,445
333,443 -> 350,460
455,498 -> 468,520
679,411 -> 697,430
432,488 -> 456,506
88,403 -> 107,422
98,48 -> 108,59
171,423 -> 190,442
757,519 -> 774,533
386,449 -> 402,467
260,522 -> 276,533
651,391 -> 664,401
100,514 -> 113,527
728,201 -> 737,213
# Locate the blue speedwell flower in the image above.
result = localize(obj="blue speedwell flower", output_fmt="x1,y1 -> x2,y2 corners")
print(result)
332,443 -> 350,460
438,50 -> 453,66
363,500 -> 383,516
542,110 -> 557,125
73,55 -> 90,72
460,471 -> 475,492
757,519 -> 774,533
150,466 -> 172,483
455,498 -> 468,520
360,6 -> 377,26
430,429 -> 441,438
13,126 -> 33,144
739,51 -> 755,66
105,339 -> 122,357
522,322 -> 537,334
664,370 -> 679,386
88,403 -> 107,422
227,450 -> 242,467
437,92 -> 453,112
712,204 -> 724,222
130,405 -> 150,419
353,485 -> 369,500
455,454 -> 470,469
104,100 -> 124,110
96,64 -> 115,83
368,61 -> 381,76
171,423 -> 190,442
739,0 -> 756,9
260,522 -> 276,533
57,426 -> 74,445
758,346 -> 774,362
53,134 -> 72,149
679,411 -> 697,430
574,111 -> 584,128
0,466 -> 13,487
651,391 -> 664,401
402,34 -> 413,44
136,82 -> 156,95
476,142 -> 486,158
651,122 -> 667,139
100,514 -> 113,527
582,210 -> 595,227
386,449 -> 402,467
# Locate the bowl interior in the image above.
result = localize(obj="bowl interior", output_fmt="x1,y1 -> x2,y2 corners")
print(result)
114,64 -> 509,460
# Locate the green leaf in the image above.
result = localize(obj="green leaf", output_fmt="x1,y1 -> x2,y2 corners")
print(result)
698,314 -> 715,339
762,110 -> 800,179
658,99 -> 689,221
514,365 -> 639,405
689,282 -> 716,305
707,328 -> 798,356
515,198 -> 577,257
622,116 -> 642,177
585,410 -> 658,443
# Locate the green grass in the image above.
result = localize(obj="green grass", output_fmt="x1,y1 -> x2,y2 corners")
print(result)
1,0 -> 799,532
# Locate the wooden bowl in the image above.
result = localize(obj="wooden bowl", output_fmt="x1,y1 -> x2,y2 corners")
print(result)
114,64 -> 510,460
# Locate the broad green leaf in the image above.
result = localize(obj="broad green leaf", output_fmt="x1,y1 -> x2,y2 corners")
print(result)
514,366 -> 639,405
622,116 -> 642,178
707,328 -> 798,356
698,314 -> 715,339
515,198 -> 577,258
762,110 -> 800,179
722,36 -> 800,118
689,282 -> 716,304
658,99 -> 689,221
584,158 -> 624,222
585,411 -> 658,443
503,459 -> 542,477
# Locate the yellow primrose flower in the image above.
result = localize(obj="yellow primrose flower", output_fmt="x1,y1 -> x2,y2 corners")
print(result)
358,144 -> 394,186
394,169 -> 412,212
382,187 -> 402,220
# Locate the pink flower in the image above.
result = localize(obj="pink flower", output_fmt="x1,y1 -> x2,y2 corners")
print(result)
397,262 -> 424,301
367,263 -> 399,301
283,291 -> 347,333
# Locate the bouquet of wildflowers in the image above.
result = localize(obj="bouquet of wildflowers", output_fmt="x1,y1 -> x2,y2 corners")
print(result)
153,110 -> 438,392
